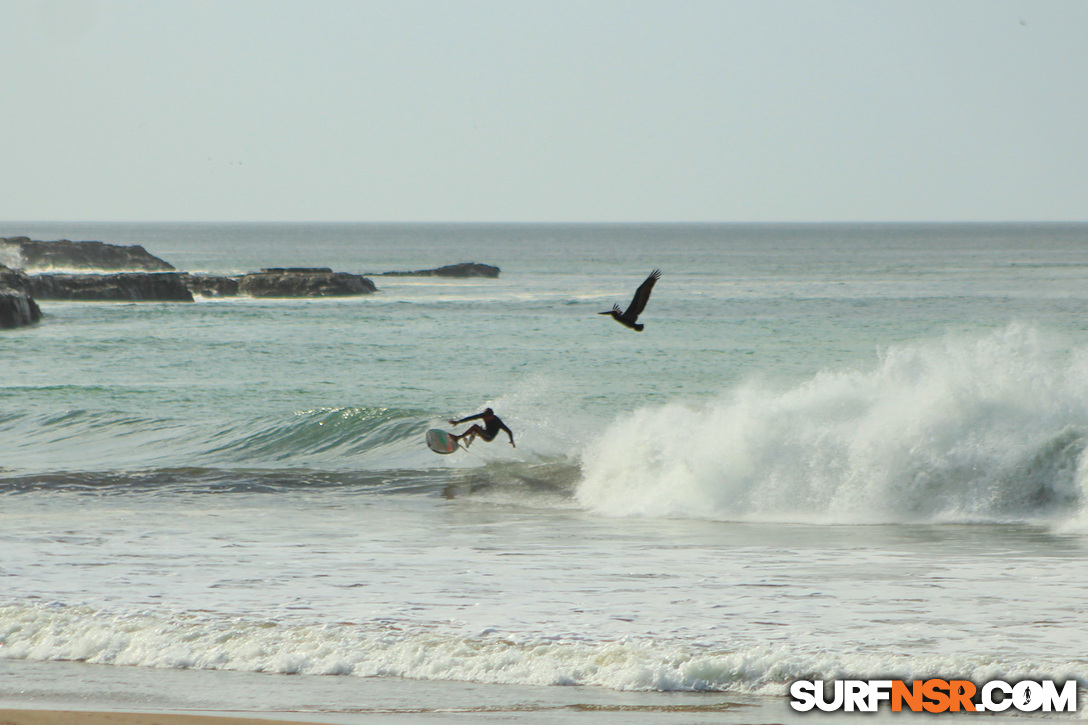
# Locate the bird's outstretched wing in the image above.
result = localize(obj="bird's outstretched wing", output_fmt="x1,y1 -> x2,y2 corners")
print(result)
623,269 -> 661,319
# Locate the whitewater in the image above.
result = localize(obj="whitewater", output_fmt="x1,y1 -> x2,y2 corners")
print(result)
2,222 -> 1088,723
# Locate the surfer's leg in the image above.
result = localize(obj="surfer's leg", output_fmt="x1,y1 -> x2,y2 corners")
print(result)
462,425 -> 485,447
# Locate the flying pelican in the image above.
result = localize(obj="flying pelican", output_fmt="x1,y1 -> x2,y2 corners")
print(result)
599,269 -> 661,331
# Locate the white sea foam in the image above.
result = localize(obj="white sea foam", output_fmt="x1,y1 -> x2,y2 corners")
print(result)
0,244 -> 23,270
578,325 -> 1088,525
0,602 -> 1080,694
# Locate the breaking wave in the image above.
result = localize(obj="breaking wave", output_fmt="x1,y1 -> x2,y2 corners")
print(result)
578,324 -> 1088,526
0,602 -> 1080,694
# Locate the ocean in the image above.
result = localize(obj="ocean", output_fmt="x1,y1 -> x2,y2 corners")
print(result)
2,222 -> 1088,723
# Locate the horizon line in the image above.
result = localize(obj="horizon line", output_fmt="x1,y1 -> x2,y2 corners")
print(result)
4,219 -> 1088,226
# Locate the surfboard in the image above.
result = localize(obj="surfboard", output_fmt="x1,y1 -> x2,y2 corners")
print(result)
426,428 -> 460,454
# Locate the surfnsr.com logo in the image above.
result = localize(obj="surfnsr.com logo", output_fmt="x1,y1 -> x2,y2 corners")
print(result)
790,679 -> 1077,713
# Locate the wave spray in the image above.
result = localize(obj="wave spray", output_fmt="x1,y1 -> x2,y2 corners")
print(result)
578,325 -> 1088,524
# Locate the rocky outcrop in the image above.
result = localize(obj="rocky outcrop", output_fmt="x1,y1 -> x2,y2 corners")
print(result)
181,274 -> 241,298
237,268 -> 376,297
0,237 -> 175,272
378,262 -> 500,278
0,264 -> 30,293
2,236 -> 484,305
0,286 -> 42,328
28,273 -> 194,301
180,269 -> 377,298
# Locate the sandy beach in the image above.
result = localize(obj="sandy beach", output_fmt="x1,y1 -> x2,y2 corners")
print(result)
0,712 -> 334,725
0,704 -> 772,725
0,659 -> 768,725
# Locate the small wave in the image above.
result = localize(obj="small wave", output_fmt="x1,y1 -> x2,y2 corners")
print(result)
1,408 -> 188,471
578,324 -> 1088,526
0,602 -> 1080,694
203,406 -> 426,462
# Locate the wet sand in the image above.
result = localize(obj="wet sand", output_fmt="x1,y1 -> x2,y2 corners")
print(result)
0,659 -> 768,725
0,713 -> 329,725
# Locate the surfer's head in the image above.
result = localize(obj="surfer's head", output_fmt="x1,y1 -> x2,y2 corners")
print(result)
483,407 -> 494,416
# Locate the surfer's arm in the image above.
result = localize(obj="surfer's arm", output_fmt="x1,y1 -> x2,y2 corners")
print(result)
449,412 -> 484,425
501,423 -> 515,447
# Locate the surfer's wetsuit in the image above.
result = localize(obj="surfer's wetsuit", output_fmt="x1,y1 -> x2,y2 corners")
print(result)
450,408 -> 515,447
455,412 -> 502,440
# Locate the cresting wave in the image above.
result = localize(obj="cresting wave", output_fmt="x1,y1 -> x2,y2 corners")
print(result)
0,405 -> 433,470
0,602 -> 1078,694
577,324 -> 1088,526
1,405 -> 472,473
0,403 -> 580,498
205,406 -> 427,464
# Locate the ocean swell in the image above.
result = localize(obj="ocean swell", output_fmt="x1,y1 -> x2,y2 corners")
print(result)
577,325 -> 1088,525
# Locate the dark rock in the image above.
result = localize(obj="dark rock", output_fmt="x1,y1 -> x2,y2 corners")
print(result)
260,267 -> 334,274
236,270 -> 376,297
28,273 -> 194,301
0,286 -> 42,328
0,237 -> 175,272
180,269 -> 377,298
379,262 -> 500,278
181,274 -> 241,298
0,264 -> 31,294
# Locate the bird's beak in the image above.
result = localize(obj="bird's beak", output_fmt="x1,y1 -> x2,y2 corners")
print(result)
598,311 -> 610,315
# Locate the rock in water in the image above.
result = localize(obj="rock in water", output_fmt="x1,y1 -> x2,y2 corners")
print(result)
0,287 -> 42,328
379,262 -> 500,278
28,273 -> 194,301
427,262 -> 500,278
0,264 -> 30,293
180,274 -> 241,298
236,269 -> 377,297
0,237 -> 175,272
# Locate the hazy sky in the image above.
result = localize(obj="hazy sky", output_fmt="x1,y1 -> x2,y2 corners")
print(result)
2,0 -> 1085,222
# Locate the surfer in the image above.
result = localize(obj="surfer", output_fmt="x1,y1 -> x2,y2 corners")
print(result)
449,408 -> 515,448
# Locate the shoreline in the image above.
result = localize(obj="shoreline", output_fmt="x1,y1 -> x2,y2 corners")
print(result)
0,660 -> 764,725
0,711 -> 336,725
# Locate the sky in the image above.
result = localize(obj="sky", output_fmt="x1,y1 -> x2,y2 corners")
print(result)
1,0 -> 1086,223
